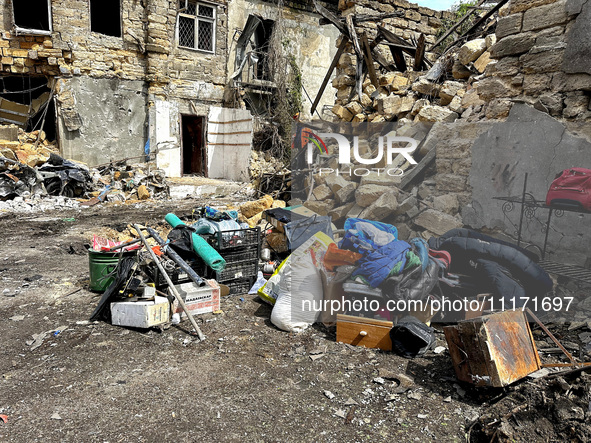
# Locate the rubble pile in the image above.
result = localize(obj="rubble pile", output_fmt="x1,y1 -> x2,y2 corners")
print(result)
0,126 -> 170,210
332,0 -> 590,125
249,150 -> 288,183
0,128 -> 59,167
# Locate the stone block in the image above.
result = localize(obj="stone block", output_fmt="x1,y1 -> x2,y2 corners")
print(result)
312,184 -> 333,201
489,32 -> 536,58
324,174 -> 349,194
399,94 -> 417,114
458,39 -> 487,65
564,0 -> 591,76
452,60 -> 472,80
475,77 -> 521,100
448,95 -> 463,113
359,190 -> 399,221
495,13 -> 523,39
329,203 -> 356,222
346,101 -> 364,116
523,73 -> 552,95
510,0 -> 559,13
332,104 -> 354,121
520,49 -> 565,74
413,209 -> 463,235
332,74 -> 355,88
474,51 -> 491,73
412,77 -> 441,96
394,195 -> 418,216
378,95 -> 402,114
563,93 -> 590,118
355,184 -> 391,207
240,195 -> 273,219
303,199 -> 335,216
346,203 -> 365,219
439,81 -> 465,106
484,99 -> 513,119
336,182 -> 357,204
432,194 -> 459,215
522,0 -> 569,32
416,105 -> 459,123
411,98 -> 429,116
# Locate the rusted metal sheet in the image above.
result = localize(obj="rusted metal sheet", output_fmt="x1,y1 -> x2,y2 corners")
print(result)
444,310 -> 541,387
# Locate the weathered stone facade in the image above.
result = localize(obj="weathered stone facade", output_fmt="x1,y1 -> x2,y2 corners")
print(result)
0,0 -> 229,171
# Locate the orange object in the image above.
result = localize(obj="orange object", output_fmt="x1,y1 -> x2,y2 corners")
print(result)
152,245 -> 163,256
323,243 -> 363,271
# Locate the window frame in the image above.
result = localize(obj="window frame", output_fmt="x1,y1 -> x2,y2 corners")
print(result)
177,0 -> 217,54
12,0 -> 53,36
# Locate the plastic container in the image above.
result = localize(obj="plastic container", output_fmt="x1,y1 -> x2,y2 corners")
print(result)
202,227 -> 261,251
88,249 -> 136,292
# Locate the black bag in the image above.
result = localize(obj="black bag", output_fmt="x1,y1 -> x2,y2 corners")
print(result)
390,315 -> 435,358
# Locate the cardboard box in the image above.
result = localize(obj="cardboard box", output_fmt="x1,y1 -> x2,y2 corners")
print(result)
110,295 -> 170,328
171,279 -> 220,318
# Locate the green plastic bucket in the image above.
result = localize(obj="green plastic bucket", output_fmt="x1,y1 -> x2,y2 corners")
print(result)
88,249 -> 136,292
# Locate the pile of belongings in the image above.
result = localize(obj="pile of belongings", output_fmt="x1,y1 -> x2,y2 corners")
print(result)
90,162 -> 169,202
256,218 -> 554,359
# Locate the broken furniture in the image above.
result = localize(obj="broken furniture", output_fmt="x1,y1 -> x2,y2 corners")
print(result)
336,313 -> 393,351
444,310 -> 542,388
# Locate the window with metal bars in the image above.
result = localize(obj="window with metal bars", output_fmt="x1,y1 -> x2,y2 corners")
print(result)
178,1 -> 216,53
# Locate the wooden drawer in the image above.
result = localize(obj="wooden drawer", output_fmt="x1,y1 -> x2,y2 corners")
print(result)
336,314 -> 393,351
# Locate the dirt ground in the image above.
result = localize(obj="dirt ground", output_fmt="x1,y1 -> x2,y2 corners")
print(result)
1,200 -> 590,442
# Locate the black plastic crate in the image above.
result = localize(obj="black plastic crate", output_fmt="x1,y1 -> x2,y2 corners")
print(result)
219,247 -> 259,262
208,258 -> 258,282
202,227 -> 261,251
224,277 -> 256,295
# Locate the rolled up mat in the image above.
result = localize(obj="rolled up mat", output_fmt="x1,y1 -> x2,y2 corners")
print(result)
165,213 -> 226,272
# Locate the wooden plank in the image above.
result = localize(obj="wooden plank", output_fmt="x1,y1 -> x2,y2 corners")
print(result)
400,147 -> 435,189
390,46 -> 407,72
428,0 -> 488,51
442,0 -> 510,52
310,36 -> 348,115
413,33 -> 426,71
313,0 -> 347,35
360,32 -> 379,88
346,15 -> 362,59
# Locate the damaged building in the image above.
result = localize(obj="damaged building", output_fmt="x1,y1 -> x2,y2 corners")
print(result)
0,0 -> 339,182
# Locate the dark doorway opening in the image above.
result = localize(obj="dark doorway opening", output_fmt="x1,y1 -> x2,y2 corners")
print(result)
13,0 -> 51,32
90,0 -> 122,37
253,19 -> 274,81
0,76 -> 56,141
181,115 -> 206,176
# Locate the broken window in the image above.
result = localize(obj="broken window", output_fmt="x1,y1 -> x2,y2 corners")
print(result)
12,0 -> 52,35
90,0 -> 122,37
177,1 -> 216,53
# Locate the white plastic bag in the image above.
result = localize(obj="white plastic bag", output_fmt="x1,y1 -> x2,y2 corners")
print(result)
270,251 -> 323,333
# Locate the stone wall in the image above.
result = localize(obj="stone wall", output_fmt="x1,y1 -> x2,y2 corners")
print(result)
478,0 -> 591,121
0,0 -> 230,168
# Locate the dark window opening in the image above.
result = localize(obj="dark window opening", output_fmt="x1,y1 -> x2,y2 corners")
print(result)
13,0 -> 51,32
0,76 -> 56,141
253,19 -> 274,81
90,0 -> 122,37
181,115 -> 206,176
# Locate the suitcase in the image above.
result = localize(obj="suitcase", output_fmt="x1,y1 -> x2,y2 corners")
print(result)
545,168 -> 591,211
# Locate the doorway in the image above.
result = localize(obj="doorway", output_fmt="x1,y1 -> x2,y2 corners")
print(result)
181,115 -> 206,176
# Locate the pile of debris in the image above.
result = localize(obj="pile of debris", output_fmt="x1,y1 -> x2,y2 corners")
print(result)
0,126 -> 169,210
0,128 -> 59,167
328,4 -> 503,125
